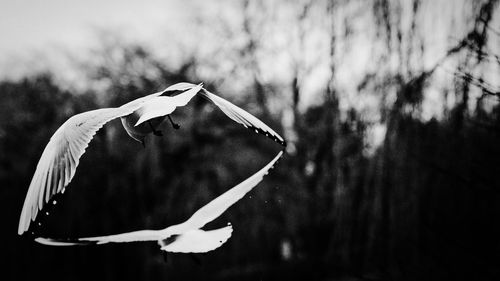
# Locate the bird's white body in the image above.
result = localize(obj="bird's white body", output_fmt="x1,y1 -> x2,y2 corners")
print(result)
18,81 -> 286,244
120,114 -> 165,143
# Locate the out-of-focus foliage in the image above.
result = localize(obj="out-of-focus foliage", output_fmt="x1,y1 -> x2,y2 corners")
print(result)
1,0 -> 500,280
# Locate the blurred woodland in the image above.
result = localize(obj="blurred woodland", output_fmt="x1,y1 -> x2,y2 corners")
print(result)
1,0 -> 500,280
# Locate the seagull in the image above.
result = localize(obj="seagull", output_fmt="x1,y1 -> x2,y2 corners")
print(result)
18,82 -> 286,236
35,150 -> 284,253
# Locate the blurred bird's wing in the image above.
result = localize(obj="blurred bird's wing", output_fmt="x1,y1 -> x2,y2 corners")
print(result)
160,226 -> 233,253
199,89 -> 286,147
35,229 -> 160,246
176,150 -> 284,231
134,84 -> 203,126
34,237 -> 86,246
18,94 -> 161,235
35,226 -> 233,254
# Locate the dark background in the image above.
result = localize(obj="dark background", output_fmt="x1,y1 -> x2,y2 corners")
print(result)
1,0 -> 500,280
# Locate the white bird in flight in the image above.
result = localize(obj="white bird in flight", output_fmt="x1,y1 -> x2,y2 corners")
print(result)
18,82 -> 286,236
36,150 -> 283,253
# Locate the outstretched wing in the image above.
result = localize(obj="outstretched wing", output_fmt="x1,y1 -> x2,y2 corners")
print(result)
35,229 -> 160,246
34,237 -> 94,246
199,89 -> 286,147
18,106 -> 152,235
134,84 -> 203,126
178,150 -> 284,231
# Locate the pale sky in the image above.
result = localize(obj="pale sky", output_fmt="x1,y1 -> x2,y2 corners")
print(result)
0,0 -> 188,53
0,0 -> 198,78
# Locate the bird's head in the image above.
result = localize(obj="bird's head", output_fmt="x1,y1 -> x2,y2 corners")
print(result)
120,116 -> 147,146
131,133 -> 146,147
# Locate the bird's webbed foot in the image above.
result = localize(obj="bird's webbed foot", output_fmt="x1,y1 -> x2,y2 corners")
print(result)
168,115 -> 180,130
148,121 -> 163,136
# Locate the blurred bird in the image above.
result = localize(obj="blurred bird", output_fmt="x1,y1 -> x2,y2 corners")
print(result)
18,82 -> 286,235
35,151 -> 284,253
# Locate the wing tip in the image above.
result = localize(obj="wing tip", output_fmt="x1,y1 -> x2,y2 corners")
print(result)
17,219 -> 31,235
17,225 -> 26,236
18,201 -> 33,235
199,88 -> 286,147
35,237 -> 93,246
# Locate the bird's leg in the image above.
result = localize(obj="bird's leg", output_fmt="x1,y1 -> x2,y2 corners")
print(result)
162,252 -> 169,263
148,121 -> 163,136
167,115 -> 180,130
